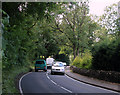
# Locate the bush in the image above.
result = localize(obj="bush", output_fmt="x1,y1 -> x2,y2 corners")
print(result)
92,39 -> 120,72
2,65 -> 30,93
72,50 -> 92,69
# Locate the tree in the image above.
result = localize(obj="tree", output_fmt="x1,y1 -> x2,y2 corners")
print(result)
50,2 -> 97,59
91,3 -> 120,72
2,2 -> 59,69
99,4 -> 119,39
30,19 -> 60,59
92,38 -> 120,72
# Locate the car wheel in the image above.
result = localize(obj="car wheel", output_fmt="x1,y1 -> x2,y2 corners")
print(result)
35,68 -> 38,72
44,69 -> 47,72
51,71 -> 54,75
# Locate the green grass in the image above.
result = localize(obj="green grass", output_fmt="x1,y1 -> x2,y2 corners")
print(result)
2,65 -> 30,93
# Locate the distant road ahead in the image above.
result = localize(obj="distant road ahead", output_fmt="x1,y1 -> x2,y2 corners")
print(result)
19,70 -> 119,94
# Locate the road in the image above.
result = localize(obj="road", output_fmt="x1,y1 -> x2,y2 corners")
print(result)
19,70 -> 119,94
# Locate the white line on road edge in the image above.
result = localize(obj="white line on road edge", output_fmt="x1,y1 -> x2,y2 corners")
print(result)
19,72 -> 32,95
46,72 -> 72,93
65,74 -> 119,94
51,80 -> 57,85
60,86 -> 72,93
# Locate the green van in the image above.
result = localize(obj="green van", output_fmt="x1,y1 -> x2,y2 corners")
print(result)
35,59 -> 47,72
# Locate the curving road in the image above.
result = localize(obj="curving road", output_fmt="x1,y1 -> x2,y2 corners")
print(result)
19,70 -> 119,94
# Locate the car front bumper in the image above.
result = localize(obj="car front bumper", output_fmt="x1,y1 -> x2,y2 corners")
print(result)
51,69 -> 65,73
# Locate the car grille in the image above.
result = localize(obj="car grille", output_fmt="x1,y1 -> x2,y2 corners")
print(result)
56,69 -> 60,71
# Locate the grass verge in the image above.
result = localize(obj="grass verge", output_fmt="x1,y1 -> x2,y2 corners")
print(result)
2,65 -> 31,93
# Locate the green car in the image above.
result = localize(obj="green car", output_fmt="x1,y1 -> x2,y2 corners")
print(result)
35,59 -> 47,72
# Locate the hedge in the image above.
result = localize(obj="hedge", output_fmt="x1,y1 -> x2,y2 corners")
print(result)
70,66 -> 120,83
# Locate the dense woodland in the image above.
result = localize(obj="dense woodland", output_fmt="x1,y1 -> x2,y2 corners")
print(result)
1,1 -> 120,93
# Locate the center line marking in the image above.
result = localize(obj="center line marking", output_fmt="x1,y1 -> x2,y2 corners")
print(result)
46,72 -> 72,93
61,87 -> 72,93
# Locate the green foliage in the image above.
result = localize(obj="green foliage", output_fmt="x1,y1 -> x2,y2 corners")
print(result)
72,50 -> 92,69
2,65 -> 30,93
54,53 -> 70,65
2,2 -> 120,93
90,3 -> 120,72
50,2 -> 98,59
92,38 -> 120,72
2,2 -> 60,70
2,2 -> 60,93
59,46 -> 72,55
99,3 -> 118,39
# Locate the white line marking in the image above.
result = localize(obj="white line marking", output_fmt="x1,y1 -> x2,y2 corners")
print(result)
65,75 -> 119,94
46,72 -> 50,79
51,80 -> 57,85
60,86 -> 72,93
46,72 -> 72,93
19,72 -> 32,95
47,75 -> 50,79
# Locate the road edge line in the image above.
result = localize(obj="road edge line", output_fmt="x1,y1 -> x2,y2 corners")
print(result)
65,72 -> 120,94
19,72 -> 32,95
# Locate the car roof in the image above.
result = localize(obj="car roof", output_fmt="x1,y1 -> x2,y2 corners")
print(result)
36,59 -> 45,61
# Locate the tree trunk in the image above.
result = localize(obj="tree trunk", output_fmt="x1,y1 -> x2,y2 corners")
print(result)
73,45 -> 76,60
80,46 -> 83,58
81,52 -> 83,58
77,47 -> 79,56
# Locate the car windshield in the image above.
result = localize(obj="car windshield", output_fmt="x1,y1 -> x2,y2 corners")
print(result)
36,61 -> 44,64
53,63 -> 64,67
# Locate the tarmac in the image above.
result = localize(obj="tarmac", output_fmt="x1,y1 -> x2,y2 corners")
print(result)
65,66 -> 120,93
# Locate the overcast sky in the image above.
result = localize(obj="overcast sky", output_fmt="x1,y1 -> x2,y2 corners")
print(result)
89,0 -> 120,16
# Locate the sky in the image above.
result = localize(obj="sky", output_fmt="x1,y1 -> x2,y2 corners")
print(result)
89,0 -> 120,16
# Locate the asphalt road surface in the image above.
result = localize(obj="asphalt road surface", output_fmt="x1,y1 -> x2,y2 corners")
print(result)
19,70 -> 119,94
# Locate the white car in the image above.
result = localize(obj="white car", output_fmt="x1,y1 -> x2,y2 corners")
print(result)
51,62 -> 65,75
62,62 -> 67,67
